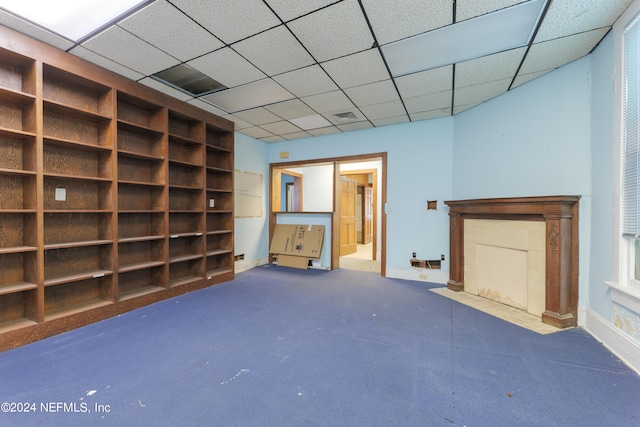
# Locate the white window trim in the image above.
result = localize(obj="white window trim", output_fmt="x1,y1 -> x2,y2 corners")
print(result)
610,0 -> 640,303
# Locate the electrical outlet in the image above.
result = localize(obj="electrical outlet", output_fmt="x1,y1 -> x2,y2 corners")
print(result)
209,198 -> 215,208
55,187 -> 66,201
412,252 -> 416,258
441,254 -> 445,261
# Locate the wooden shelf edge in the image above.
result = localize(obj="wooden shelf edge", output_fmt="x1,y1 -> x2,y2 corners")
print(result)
169,275 -> 203,288
118,235 -> 165,243
207,268 -> 233,279
118,286 -> 164,302
0,318 -> 38,335
44,99 -> 112,122
44,269 -> 113,287
44,298 -> 113,322
0,126 -> 36,139
0,167 -> 36,176
44,240 -> 113,250
0,281 -> 38,296
118,260 -> 165,273
44,136 -> 112,152
206,249 -> 232,257
0,246 -> 38,254
169,254 -> 204,264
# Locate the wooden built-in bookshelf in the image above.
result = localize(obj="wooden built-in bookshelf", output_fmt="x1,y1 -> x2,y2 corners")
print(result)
0,25 -> 234,351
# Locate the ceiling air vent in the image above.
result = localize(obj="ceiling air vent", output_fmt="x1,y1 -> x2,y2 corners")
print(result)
333,111 -> 358,121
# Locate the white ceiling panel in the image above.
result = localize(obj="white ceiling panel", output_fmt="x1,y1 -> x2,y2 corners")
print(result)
511,69 -> 551,88
395,66 -> 453,98
282,130 -> 313,140
260,135 -> 287,142
266,0 -> 338,22
82,26 -> 179,75
535,0 -> 632,43
322,49 -> 390,89
234,107 -> 282,126
118,0 -> 223,62
261,120 -> 303,135
454,78 -> 511,106
170,0 -> 280,44
455,47 -> 526,88
360,100 -> 406,120
186,99 -> 229,118
363,0 -> 453,45
265,99 -> 317,120
241,126 -> 275,139
187,47 -> 266,88
138,77 -> 193,100
0,0 -> 621,142
410,108 -> 451,121
69,46 -> 145,81
288,0 -> 374,62
345,80 -> 400,107
273,65 -> 338,97
404,90 -> 452,114
0,10 -> 74,50
456,0 -> 528,22
519,28 -> 609,76
307,126 -> 341,136
302,90 -> 356,113
337,121 -> 374,132
371,115 -> 410,127
233,26 -> 315,76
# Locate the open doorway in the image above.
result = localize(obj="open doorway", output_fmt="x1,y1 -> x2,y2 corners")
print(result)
269,153 -> 386,276
339,166 -> 380,273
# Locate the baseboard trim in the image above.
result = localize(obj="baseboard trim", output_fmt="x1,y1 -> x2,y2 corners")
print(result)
386,267 -> 449,285
235,257 -> 269,274
584,306 -> 640,375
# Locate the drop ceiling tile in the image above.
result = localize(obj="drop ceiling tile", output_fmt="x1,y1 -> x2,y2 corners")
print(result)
170,0 -> 281,44
371,115 -> 410,127
322,49 -> 390,89
453,102 -> 482,115
323,108 -> 367,125
455,0 -> 528,22
273,65 -> 338,97
234,107 -> 282,125
395,65 -> 452,98
0,10 -> 74,50
410,108 -> 451,121
345,80 -> 400,107
363,0 -> 452,45
511,70 -> 551,88
535,0 -> 632,43
266,0 -> 338,22
454,78 -> 511,107
307,126 -> 341,136
241,126 -> 275,139
138,77 -> 194,100
404,90 -> 452,114
265,99 -> 316,120
302,90 -> 355,113
224,115 -> 256,130
260,135 -> 287,142
455,47 -> 526,88
282,130 -> 313,140
69,46 -> 145,81
118,0 -> 224,62
337,121 -> 374,132
360,100 -> 406,120
188,48 -> 266,88
233,26 -> 315,76
519,28 -> 609,76
261,120 -> 302,135
82,26 -> 179,75
188,99 -> 230,118
288,0 -> 374,62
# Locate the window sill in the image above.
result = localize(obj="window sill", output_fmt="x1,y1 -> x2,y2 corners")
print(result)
605,281 -> 640,313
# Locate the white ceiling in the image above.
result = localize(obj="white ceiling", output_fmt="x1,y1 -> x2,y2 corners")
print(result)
0,0 -> 632,142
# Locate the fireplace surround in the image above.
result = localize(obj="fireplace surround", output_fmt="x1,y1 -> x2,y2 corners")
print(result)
444,196 -> 580,328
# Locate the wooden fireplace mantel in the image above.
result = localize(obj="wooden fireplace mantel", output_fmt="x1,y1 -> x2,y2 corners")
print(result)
444,196 -> 580,328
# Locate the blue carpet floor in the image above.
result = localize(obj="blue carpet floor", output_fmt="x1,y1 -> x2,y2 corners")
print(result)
0,265 -> 639,426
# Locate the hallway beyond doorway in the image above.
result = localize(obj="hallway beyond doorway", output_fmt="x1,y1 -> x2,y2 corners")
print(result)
339,243 -> 381,273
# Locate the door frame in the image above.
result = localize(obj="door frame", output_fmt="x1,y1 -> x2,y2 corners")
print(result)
269,152 -> 387,277
340,169 -> 377,260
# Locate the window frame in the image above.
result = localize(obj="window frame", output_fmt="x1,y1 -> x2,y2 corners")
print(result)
614,0 -> 640,290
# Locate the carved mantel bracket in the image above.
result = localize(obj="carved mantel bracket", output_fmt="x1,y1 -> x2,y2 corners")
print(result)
444,196 -> 580,328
